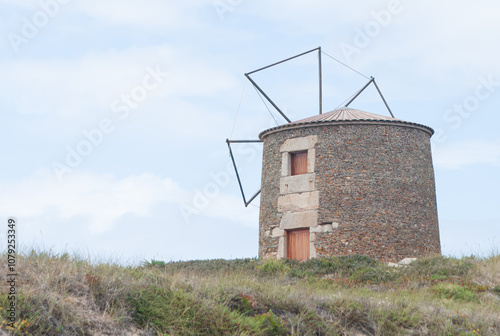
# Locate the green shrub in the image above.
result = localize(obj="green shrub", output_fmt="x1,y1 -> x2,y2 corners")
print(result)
127,285 -> 270,335
335,255 -> 378,272
281,255 -> 380,280
376,308 -> 422,336
329,255 -> 388,283
161,258 -> 257,274
128,286 -> 195,333
0,292 -> 58,335
405,256 -> 473,278
256,259 -> 290,274
431,283 -> 477,302
141,259 -> 166,268
253,310 -> 287,336
350,267 -> 394,284
285,257 -> 338,276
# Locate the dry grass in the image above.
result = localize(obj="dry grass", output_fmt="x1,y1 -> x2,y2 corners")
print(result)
472,254 -> 500,287
0,250 -> 499,335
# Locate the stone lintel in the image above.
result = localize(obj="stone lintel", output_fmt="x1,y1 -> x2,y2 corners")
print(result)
280,135 -> 318,153
280,210 -> 318,230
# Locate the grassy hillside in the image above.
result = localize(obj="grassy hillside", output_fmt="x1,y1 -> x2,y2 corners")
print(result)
0,251 -> 499,335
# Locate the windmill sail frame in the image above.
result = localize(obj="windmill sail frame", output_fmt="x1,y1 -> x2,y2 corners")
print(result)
227,46 -> 395,207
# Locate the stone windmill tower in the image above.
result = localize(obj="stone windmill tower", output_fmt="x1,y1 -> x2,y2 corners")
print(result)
257,107 -> 441,262
227,48 -> 441,262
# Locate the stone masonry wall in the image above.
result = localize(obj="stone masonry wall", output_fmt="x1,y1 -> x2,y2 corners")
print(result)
258,122 -> 441,262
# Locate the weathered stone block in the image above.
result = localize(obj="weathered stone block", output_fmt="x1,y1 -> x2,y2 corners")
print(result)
280,174 -> 315,194
307,148 -> 316,173
271,228 -> 284,237
277,236 -> 285,259
398,257 -> 417,265
280,135 -> 318,152
281,153 -> 289,177
310,242 -> 317,258
310,223 -> 337,233
280,210 -> 318,229
277,191 -> 319,212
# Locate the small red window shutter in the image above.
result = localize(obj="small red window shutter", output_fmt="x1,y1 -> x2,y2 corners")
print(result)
291,151 -> 308,175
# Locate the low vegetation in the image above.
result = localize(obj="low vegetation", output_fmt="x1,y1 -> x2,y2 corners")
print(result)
0,250 -> 499,335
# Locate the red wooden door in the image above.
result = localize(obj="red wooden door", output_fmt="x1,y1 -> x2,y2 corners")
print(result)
287,228 -> 310,261
291,151 -> 308,175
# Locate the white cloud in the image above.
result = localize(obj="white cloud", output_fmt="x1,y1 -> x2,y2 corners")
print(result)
380,1 -> 500,75
0,0 -> 208,27
433,139 -> 500,169
203,193 -> 259,228
0,0 -> 37,8
0,170 -> 189,233
0,169 -> 256,234
72,0 -> 208,28
0,47 -> 168,116
0,45 -> 237,117
247,0 -> 500,87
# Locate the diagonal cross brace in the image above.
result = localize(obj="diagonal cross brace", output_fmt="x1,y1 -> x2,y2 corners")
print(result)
226,139 -> 262,207
345,77 -> 395,118
245,47 -> 323,124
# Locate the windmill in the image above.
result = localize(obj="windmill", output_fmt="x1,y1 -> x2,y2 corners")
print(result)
226,47 -> 440,262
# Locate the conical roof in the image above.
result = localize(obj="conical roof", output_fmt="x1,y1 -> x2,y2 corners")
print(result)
295,107 -> 400,123
259,107 -> 433,139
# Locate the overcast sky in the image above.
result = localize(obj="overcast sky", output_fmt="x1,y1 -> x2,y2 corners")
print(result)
0,0 -> 498,264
